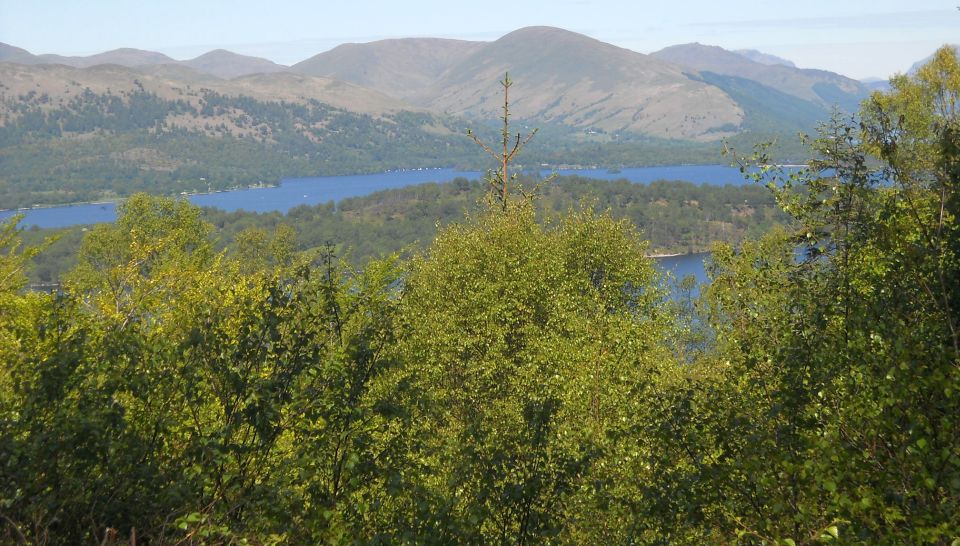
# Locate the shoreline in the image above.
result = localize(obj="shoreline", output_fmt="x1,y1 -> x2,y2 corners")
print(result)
645,250 -> 712,258
1,162 -> 741,214
0,182 -> 279,214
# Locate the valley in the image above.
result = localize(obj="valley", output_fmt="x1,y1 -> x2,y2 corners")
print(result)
0,26 -> 880,209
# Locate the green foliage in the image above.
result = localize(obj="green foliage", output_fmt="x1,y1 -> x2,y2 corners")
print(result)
390,201 -> 671,543
636,47 -> 960,544
66,193 -> 216,327
0,215 -> 48,294
0,216 -> 54,416
1,195 -> 407,543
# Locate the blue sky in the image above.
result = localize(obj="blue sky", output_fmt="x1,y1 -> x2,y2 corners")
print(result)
0,0 -> 956,79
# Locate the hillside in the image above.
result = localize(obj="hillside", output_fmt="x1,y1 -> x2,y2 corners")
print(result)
3,30 -> 870,141
0,62 -> 484,208
0,62 -> 408,115
652,43 -> 868,111
293,38 -> 484,100
411,27 -> 743,140
0,27 -> 859,208
0,42 -> 42,64
0,45 -> 177,68
1,58 -> 795,209
66,48 -> 177,68
734,49 -> 796,68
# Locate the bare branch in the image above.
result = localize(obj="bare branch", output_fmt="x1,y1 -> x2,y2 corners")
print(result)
466,74 -> 543,211
467,129 -> 500,162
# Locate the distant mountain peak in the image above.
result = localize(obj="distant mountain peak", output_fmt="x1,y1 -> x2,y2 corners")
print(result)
496,26 -> 609,47
292,36 -> 484,100
502,25 -> 587,37
0,42 -> 39,64
1,27 -> 877,141
652,42 -> 867,107
82,48 -> 177,66
0,42 -> 289,79
102,47 -> 160,54
908,44 -> 960,74
183,49 -> 287,78
734,49 -> 797,68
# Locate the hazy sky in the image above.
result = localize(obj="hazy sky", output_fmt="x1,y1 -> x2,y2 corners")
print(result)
0,0 -> 956,79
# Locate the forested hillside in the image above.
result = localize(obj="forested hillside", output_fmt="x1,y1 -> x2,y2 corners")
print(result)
0,61 -> 804,209
0,47 -> 957,546
1,26 -> 862,209
0,73 -> 477,208
0,77 -> 804,210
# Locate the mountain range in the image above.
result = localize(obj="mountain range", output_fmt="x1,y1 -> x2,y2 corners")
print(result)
293,27 -> 743,139
0,42 -> 287,79
3,26 -> 906,142
2,26 -> 948,208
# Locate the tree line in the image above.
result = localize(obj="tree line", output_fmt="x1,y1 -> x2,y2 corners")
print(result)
21,175 -> 787,285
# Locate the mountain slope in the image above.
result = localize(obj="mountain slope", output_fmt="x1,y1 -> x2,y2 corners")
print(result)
0,62 -> 408,115
652,43 -> 868,110
861,78 -> 891,92
292,38 -> 484,99
69,48 -> 177,68
692,72 -> 826,133
413,27 -> 743,140
3,32 -> 867,140
734,49 -> 796,68
0,42 -> 40,64
0,62 -> 486,208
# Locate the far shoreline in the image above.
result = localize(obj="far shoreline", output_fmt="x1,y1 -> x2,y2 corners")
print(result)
1,163 -> 752,214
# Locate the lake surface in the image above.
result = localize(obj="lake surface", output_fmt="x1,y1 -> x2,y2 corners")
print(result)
2,165 -> 753,229
657,252 -> 710,294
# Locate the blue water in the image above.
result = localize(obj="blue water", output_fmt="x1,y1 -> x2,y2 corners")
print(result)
1,165 -> 753,229
657,252 -> 710,295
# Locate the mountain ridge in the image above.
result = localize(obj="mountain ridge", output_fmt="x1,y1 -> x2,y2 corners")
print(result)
651,42 -> 868,110
405,26 -> 742,140
293,38 -> 484,100
734,49 -> 796,68
0,42 -> 288,79
0,61 -> 408,115
4,29 -> 935,143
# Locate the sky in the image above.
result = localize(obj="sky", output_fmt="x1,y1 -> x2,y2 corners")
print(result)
0,0 -> 956,79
